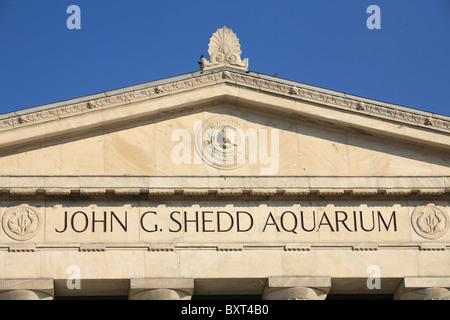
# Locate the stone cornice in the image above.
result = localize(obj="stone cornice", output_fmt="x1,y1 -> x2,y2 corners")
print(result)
1,68 -> 449,132
0,175 -> 449,200
0,188 -> 447,201
0,68 -> 448,151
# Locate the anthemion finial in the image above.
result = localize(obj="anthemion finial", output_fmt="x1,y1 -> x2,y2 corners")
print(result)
200,26 -> 249,71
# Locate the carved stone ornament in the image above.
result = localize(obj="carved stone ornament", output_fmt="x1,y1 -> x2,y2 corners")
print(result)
201,26 -> 249,71
411,204 -> 449,240
194,114 -> 249,170
2,205 -> 42,241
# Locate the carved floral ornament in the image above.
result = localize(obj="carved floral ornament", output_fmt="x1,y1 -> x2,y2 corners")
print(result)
411,204 -> 449,240
2,205 -> 42,241
201,26 -> 249,71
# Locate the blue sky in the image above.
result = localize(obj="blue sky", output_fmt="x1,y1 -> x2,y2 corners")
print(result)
1,0 -> 449,116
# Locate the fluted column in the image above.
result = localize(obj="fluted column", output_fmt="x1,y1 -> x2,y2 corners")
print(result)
262,276 -> 331,300
0,279 -> 54,300
394,277 -> 450,300
129,278 -> 194,300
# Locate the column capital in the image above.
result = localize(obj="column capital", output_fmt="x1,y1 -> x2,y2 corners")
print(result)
262,276 -> 331,300
129,278 -> 194,300
0,279 -> 54,300
394,277 -> 450,300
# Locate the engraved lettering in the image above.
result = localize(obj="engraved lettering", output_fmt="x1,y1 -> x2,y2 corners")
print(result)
217,211 -> 233,232
169,211 -> 182,232
378,211 -> 397,232
263,212 -> 280,232
141,211 -> 158,233
317,212 -> 334,232
55,211 -> 68,233
71,211 -> 89,233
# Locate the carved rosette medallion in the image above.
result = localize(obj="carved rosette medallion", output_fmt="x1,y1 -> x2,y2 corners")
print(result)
195,114 -> 249,170
411,205 -> 449,240
2,205 -> 42,241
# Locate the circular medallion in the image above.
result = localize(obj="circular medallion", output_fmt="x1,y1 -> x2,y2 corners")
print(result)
195,114 -> 249,170
411,205 -> 449,240
2,205 -> 42,241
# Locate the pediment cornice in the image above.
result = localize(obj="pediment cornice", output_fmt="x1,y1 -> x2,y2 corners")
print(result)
1,68 -> 449,150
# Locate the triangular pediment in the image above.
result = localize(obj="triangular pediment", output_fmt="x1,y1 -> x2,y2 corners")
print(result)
0,68 -> 449,194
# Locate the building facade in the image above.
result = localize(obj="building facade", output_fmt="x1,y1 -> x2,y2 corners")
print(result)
0,27 -> 449,300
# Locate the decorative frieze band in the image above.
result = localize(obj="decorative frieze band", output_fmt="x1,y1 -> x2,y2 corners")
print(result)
1,69 -> 449,134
